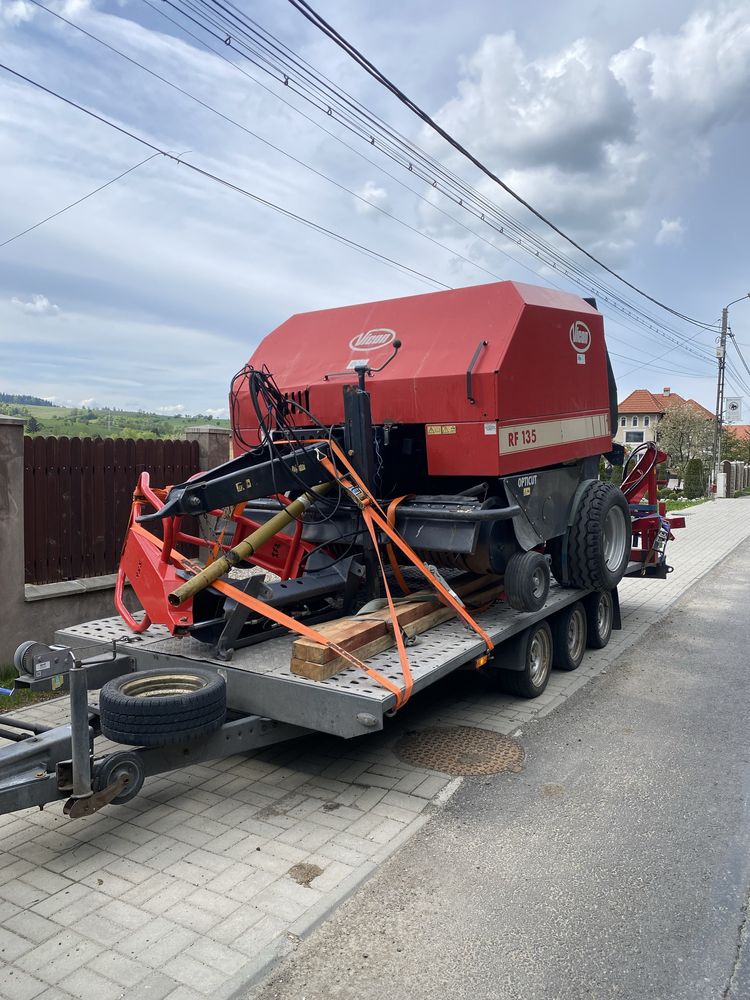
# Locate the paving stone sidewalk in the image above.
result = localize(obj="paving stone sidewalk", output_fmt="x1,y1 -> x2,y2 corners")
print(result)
0,497 -> 748,1000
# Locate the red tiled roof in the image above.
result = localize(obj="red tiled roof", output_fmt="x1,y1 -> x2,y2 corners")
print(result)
618,389 -> 714,419
727,424 -> 750,441
618,389 -> 663,414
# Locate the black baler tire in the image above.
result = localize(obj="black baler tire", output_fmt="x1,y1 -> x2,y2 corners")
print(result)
504,551 -> 550,612
551,601 -> 587,671
99,668 -> 226,747
584,590 -> 614,650
494,621 -> 553,698
564,482 -> 630,590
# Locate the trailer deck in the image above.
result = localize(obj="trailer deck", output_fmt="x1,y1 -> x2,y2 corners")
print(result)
56,582 -> 594,740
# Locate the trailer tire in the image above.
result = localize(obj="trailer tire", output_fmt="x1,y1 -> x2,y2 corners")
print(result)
504,551 -> 550,612
99,669 -> 226,747
550,482 -> 630,590
583,590 -> 614,649
491,621 -> 553,698
551,601 -> 587,671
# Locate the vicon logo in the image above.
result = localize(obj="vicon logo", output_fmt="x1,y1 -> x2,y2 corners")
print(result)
569,320 -> 592,353
348,328 -> 396,352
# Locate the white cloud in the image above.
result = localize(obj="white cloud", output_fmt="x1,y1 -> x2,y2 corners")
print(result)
11,293 -> 60,315
157,404 -> 186,414
0,1 -> 34,26
655,217 -> 686,246
205,407 -> 229,419
353,181 -> 390,215
80,397 -> 96,407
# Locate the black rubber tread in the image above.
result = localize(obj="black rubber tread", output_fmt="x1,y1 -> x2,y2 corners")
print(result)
101,708 -> 227,747
492,621 -> 553,699
99,668 -> 226,747
562,481 -> 631,590
551,601 -> 587,671
583,590 -> 614,650
504,551 -> 550,612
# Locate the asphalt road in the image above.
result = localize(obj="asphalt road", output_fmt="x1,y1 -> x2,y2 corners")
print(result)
251,538 -> 750,1000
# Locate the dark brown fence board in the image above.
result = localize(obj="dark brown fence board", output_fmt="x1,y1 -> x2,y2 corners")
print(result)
23,436 -> 200,585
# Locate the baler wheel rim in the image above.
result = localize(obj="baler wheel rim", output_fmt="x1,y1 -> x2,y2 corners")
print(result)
603,505 -> 628,572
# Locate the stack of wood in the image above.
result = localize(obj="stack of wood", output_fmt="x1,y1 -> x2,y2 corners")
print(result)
290,573 -> 502,680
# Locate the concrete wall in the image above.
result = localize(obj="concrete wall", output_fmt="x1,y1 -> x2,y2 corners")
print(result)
184,425 -> 231,469
0,418 -> 122,665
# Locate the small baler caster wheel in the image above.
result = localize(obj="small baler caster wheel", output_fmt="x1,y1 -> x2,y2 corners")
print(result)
504,551 -> 550,612
551,601 -> 587,671
583,590 -> 614,649
487,620 -> 554,698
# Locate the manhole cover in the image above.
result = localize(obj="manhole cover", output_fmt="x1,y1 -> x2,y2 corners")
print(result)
395,726 -> 525,776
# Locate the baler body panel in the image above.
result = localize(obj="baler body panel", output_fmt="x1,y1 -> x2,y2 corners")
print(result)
235,281 -> 611,475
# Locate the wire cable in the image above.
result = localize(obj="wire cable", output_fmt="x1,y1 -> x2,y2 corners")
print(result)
0,152 -> 161,248
285,0 -> 719,332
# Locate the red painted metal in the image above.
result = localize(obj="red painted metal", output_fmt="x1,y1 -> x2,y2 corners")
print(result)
233,281 -> 612,477
621,443 -> 684,568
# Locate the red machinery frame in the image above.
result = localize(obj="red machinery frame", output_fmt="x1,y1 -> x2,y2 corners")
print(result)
115,471 -> 317,632
620,443 -> 685,572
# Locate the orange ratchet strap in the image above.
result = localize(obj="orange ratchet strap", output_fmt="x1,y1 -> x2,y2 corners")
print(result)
386,495 -> 414,595
132,522 -> 409,708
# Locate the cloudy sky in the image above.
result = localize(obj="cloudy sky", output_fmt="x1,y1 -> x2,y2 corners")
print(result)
1,0 -> 749,418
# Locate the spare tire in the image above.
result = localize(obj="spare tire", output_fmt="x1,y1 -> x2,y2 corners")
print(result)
99,668 -> 226,747
551,482 -> 631,590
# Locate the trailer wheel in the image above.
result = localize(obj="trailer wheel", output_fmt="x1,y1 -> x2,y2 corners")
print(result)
551,482 -> 630,590
583,590 -> 614,649
551,601 -> 587,671
504,551 -> 550,612
492,621 -> 553,698
99,669 -> 226,747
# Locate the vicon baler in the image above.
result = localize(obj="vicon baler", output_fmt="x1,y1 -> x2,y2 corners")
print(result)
1,279 -> 686,818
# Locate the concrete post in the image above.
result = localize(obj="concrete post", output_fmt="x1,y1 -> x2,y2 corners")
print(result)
0,418 -> 25,656
184,426 -> 231,470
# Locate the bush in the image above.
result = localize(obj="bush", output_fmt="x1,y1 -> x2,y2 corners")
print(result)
683,458 -> 705,499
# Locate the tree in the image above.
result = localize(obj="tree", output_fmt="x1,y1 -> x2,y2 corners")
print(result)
655,403 -> 713,479
721,426 -> 750,464
26,415 -> 40,433
683,458 -> 705,498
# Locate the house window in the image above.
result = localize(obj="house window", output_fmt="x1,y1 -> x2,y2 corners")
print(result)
625,431 -> 644,443
632,416 -> 638,427
644,416 -> 650,427
620,416 -> 626,427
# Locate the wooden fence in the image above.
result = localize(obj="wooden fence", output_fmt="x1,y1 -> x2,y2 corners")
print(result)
24,437 -> 200,585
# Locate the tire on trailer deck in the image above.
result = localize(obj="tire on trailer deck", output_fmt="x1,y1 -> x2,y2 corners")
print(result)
99,668 -> 226,747
504,551 -> 550,612
489,620 -> 554,698
583,590 -> 614,649
551,600 -> 587,671
550,481 -> 631,590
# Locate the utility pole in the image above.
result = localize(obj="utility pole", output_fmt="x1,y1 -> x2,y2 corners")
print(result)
710,306 -> 728,490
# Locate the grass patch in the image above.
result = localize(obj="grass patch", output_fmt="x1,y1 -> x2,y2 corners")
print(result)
664,497 -> 709,512
0,666 -> 58,710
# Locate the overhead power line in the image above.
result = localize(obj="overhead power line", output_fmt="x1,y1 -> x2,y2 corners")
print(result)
161,0 -> 718,364
0,152 -> 161,248
0,61 -> 449,291
285,0 -> 719,332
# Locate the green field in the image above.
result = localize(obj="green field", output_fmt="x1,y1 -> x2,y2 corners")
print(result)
0,400 -> 230,440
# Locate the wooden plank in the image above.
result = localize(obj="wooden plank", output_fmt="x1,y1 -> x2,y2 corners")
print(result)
103,437 -> 115,572
23,436 -> 34,583
291,574 -> 499,665
291,582 -> 504,681
69,437 -> 83,580
58,437 -> 72,582
80,438 -> 94,577
92,437 -> 106,576
32,437 -> 48,584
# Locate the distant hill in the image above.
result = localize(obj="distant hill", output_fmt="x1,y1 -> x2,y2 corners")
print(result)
0,401 -> 230,440
0,392 -> 53,406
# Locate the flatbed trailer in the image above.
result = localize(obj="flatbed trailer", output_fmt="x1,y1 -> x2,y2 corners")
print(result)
0,578 -> 621,819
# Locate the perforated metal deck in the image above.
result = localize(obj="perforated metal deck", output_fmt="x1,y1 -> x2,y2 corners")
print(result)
56,584 -> 587,739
